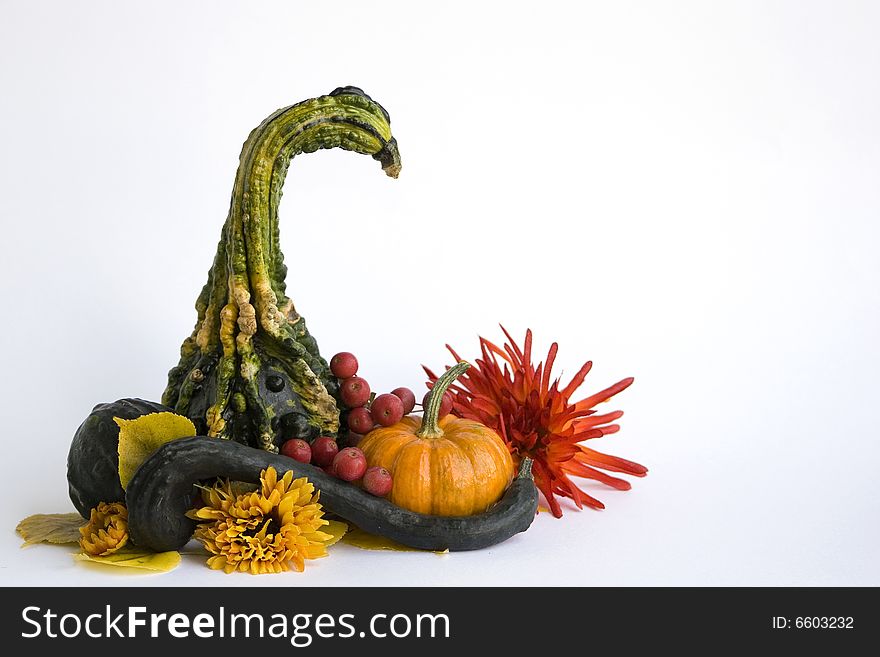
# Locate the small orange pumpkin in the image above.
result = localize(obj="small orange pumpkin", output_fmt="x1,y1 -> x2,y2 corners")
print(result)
359,362 -> 515,516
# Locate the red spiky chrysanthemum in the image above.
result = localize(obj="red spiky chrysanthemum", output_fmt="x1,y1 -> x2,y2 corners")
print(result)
425,327 -> 647,518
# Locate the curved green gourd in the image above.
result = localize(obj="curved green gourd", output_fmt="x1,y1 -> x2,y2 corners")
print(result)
162,87 -> 401,452
126,437 -> 538,552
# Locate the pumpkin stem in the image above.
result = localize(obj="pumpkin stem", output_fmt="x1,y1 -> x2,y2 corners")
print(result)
417,361 -> 470,438
516,457 -> 534,480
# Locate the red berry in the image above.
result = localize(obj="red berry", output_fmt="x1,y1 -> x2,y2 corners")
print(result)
391,387 -> 416,415
333,447 -> 368,482
347,407 -> 374,434
345,432 -> 365,448
423,390 -> 454,418
322,463 -> 338,477
340,376 -> 371,407
280,438 -> 311,464
311,436 -> 339,467
330,352 -> 358,379
371,393 -> 405,427
362,466 -> 393,497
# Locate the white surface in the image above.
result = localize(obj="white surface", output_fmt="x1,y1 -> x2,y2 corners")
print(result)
1,0 -> 878,587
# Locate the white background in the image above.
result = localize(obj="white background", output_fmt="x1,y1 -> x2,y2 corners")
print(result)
1,0 -> 878,587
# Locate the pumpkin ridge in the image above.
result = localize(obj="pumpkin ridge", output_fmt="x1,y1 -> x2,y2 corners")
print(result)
491,436 -> 517,488
396,440 -> 433,514
447,435 -> 480,515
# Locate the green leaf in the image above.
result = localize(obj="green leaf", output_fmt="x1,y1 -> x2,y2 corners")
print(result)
16,513 -> 85,546
75,546 -> 181,572
115,412 -> 196,490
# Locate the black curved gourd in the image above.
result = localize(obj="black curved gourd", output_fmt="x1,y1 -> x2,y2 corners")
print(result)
162,87 -> 401,451
126,437 -> 537,552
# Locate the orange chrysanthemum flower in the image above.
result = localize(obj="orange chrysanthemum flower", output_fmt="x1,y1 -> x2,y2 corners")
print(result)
79,502 -> 129,556
426,327 -> 647,518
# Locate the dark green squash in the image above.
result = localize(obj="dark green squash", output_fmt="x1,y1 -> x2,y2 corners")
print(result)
126,437 -> 538,552
67,398 -> 172,518
162,87 -> 401,452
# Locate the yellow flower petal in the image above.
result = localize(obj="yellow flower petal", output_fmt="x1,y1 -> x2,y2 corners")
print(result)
261,467 -> 277,493
187,468 -> 334,574
79,502 -> 130,556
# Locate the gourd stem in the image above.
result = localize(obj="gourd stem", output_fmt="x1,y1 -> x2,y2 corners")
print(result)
417,361 -> 470,438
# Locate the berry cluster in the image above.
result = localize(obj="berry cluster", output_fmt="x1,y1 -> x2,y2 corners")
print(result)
277,351 -> 406,498
278,350 -> 455,498
331,351 -> 421,439
279,436 -> 392,497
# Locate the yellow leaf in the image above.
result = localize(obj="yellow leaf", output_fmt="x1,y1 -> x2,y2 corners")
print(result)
75,546 -> 181,572
342,527 -> 434,552
16,513 -> 85,546
115,412 -> 196,490
321,520 -> 348,547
